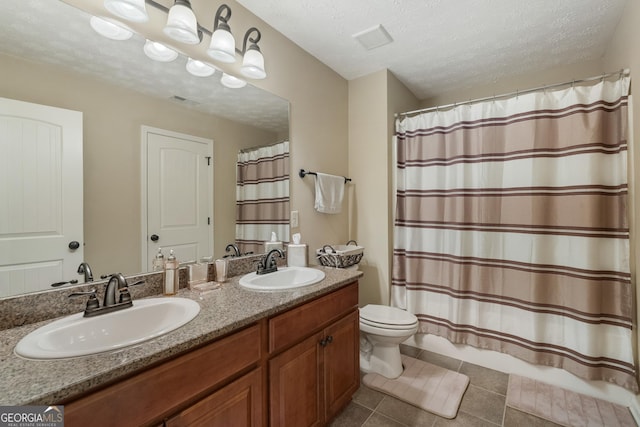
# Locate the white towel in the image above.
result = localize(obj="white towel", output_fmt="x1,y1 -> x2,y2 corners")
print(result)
314,173 -> 345,214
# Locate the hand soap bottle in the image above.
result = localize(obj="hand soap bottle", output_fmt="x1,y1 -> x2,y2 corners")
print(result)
164,250 -> 178,296
152,248 -> 165,272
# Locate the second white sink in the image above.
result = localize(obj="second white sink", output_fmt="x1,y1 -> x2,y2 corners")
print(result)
239,267 -> 325,291
15,297 -> 200,360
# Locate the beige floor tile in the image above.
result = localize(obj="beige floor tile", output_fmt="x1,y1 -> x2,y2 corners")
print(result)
376,395 -> 439,426
354,383 -> 387,410
459,362 -> 509,395
459,384 -> 506,425
363,412 -> 413,427
329,401 -> 373,427
434,410 -> 500,427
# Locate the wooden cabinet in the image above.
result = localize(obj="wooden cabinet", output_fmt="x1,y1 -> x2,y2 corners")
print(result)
166,368 -> 263,427
323,311 -> 360,421
64,325 -> 262,427
63,281 -> 359,427
269,332 -> 324,427
268,282 -> 359,426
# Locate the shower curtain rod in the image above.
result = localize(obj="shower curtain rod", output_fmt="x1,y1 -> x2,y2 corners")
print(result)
239,139 -> 289,153
395,68 -> 630,119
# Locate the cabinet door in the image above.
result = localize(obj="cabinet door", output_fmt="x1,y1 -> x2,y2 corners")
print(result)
166,368 -> 263,427
323,310 -> 360,421
269,332 -> 324,427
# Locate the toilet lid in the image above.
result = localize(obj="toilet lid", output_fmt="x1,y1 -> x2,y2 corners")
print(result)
359,304 -> 418,327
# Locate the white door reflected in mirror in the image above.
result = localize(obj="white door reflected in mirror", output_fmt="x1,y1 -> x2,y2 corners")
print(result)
0,97 -> 83,296
142,127 -> 213,270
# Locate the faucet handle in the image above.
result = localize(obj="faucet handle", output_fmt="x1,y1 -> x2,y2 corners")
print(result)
267,256 -> 278,268
119,280 -> 146,304
69,289 -> 100,311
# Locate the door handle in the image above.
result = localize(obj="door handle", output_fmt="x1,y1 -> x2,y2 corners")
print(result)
150,234 -> 159,242
68,241 -> 80,250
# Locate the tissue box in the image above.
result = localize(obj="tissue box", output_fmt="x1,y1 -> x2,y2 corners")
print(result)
287,244 -> 308,267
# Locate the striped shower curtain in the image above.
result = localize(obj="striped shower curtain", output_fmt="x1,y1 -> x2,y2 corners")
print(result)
392,75 -> 638,391
236,141 -> 290,254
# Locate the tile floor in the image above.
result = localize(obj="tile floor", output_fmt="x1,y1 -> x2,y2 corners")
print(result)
330,343 -> 564,427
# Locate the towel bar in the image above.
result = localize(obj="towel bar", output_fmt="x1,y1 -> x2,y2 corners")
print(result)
299,168 -> 351,184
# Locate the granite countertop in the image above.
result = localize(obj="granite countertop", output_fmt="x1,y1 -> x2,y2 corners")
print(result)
0,266 -> 362,406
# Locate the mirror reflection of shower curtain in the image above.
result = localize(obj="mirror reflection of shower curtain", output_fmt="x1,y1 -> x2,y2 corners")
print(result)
236,141 -> 290,254
393,74 -> 638,392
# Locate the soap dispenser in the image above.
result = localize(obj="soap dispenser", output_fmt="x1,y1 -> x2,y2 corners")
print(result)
152,248 -> 165,272
164,250 -> 179,296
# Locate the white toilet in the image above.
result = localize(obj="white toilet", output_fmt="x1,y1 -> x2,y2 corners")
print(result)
359,304 -> 419,379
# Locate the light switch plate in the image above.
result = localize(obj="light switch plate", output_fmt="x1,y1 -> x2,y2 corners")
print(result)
291,210 -> 299,228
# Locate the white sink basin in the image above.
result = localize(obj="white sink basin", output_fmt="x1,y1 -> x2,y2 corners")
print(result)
15,297 -> 200,360
239,267 -> 326,291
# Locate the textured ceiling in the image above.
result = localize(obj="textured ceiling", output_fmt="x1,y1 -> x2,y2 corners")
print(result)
0,0 -> 289,134
236,0 -> 628,100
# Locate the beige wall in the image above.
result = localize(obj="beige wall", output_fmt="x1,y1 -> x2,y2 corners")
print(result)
348,70 -> 419,306
0,52 -> 276,277
349,70 -> 388,305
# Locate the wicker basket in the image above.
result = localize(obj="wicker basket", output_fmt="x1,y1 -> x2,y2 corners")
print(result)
316,243 -> 364,268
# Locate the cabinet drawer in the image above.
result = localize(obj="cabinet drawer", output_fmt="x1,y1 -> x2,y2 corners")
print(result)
166,368 -> 263,427
269,282 -> 358,354
64,324 -> 261,427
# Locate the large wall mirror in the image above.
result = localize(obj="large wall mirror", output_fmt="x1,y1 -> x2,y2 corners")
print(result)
0,0 -> 290,297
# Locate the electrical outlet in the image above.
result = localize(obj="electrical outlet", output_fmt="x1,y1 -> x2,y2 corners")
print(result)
291,210 -> 299,228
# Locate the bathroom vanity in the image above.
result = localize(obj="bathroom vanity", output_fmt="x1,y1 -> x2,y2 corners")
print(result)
0,267 -> 361,427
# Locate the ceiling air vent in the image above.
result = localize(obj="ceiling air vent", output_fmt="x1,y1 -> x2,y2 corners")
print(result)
352,24 -> 393,50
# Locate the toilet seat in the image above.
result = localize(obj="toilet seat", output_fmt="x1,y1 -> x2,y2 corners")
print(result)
359,305 -> 418,330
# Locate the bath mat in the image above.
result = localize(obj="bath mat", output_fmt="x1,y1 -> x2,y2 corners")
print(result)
362,355 -> 469,419
506,375 -> 635,427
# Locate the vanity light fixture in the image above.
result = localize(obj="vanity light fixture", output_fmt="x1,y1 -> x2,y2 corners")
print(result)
89,16 -> 133,41
186,58 -> 216,77
96,1 -> 266,89
220,73 -> 247,89
207,4 -> 236,63
104,0 -> 148,23
143,40 -> 179,62
163,0 -> 202,45
240,27 -> 266,79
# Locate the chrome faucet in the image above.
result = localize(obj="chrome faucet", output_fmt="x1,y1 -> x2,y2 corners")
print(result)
225,243 -> 241,257
77,262 -> 94,282
69,273 -> 145,317
257,249 -> 285,275
104,273 -> 128,306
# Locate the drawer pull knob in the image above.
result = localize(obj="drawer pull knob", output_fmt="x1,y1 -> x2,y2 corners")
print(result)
319,335 -> 334,347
